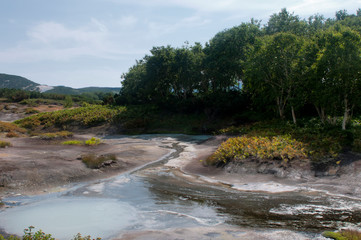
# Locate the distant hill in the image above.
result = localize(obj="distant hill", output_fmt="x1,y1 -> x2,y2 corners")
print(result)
46,86 -> 120,95
0,73 -> 40,91
0,73 -> 120,94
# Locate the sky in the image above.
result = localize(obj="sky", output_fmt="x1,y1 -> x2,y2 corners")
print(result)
0,0 -> 360,88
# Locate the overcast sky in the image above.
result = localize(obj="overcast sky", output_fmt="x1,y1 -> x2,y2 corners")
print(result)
0,0 -> 360,88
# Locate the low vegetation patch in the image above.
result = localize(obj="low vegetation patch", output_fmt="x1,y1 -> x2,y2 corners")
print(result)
206,135 -> 307,166
215,119 -> 358,164
38,131 -> 73,140
81,153 -> 116,169
0,226 -> 101,240
0,121 -> 27,135
62,137 -> 102,146
323,229 -> 361,240
15,105 -> 124,130
0,141 -> 11,148
62,140 -> 84,145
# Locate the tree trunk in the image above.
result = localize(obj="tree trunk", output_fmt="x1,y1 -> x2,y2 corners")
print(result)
342,97 -> 349,130
291,106 -> 297,125
276,97 -> 285,119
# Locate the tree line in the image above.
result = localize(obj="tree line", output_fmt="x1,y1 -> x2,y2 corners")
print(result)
117,8 -> 361,129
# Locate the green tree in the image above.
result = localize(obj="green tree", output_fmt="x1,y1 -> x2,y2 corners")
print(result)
312,25 -> 361,130
203,23 -> 261,92
265,8 -> 307,35
244,32 -> 305,123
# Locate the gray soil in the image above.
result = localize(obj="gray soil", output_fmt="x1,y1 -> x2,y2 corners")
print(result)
0,134 -> 170,198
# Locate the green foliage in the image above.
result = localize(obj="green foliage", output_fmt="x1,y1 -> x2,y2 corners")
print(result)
0,226 -> 101,240
15,105 -> 124,130
216,119 -> 351,163
62,140 -> 84,145
85,137 -> 101,146
81,153 -> 116,169
323,229 -> 361,240
62,137 -> 101,146
207,135 -> 307,165
64,95 -> 73,108
0,140 -> 11,148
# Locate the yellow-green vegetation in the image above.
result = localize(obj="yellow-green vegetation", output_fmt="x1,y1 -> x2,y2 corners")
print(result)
323,229 -> 361,240
207,135 -> 307,165
0,226 -> 101,240
0,141 -> 11,148
62,137 -> 102,146
15,105 -> 124,130
0,121 -> 27,136
38,131 -> 73,140
85,137 -> 101,146
62,140 -> 84,145
211,119 -> 359,165
81,153 -> 116,169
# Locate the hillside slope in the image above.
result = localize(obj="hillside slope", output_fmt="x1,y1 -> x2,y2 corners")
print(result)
0,73 -> 39,91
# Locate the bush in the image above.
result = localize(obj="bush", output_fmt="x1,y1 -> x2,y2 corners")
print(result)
85,137 -> 101,146
0,121 -> 27,134
206,135 -> 308,166
323,229 -> 361,240
0,141 -> 11,148
6,131 -> 19,138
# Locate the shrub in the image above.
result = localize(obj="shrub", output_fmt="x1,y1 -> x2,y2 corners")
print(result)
6,131 -> 19,138
85,137 -> 101,146
0,141 -> 11,148
323,229 -> 361,240
206,135 -> 308,166
0,121 -> 27,134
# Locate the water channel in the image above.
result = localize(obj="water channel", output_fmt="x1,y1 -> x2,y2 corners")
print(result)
0,135 -> 360,239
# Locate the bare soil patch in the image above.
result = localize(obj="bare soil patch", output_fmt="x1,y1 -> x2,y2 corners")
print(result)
0,135 -> 170,197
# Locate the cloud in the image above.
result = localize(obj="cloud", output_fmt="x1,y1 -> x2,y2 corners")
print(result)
117,15 -> 138,28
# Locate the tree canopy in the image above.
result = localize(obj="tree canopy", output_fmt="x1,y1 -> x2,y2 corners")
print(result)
117,8 -> 361,129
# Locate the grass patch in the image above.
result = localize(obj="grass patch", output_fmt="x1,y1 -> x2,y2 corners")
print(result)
15,105 -> 124,130
0,141 -> 11,148
81,153 -> 116,169
38,131 -> 73,140
323,229 -> 361,240
62,137 -> 102,146
62,140 -> 84,145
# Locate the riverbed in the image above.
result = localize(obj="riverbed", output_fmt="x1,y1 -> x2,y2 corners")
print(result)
0,134 -> 360,240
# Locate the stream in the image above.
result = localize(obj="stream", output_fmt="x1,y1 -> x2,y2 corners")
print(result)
0,135 -> 360,239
